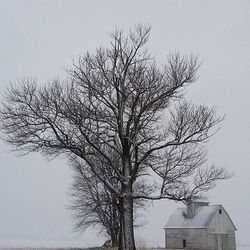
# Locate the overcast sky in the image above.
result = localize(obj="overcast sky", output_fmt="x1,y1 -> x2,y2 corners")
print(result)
0,0 -> 250,248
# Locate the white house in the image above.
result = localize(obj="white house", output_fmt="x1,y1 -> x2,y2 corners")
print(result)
164,201 -> 236,250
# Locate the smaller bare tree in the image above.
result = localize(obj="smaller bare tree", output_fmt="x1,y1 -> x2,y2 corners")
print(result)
69,158 -> 120,247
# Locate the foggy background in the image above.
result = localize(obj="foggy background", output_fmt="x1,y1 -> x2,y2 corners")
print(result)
0,0 -> 249,248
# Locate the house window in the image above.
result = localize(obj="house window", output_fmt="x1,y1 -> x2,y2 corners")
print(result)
219,209 -> 222,214
183,239 -> 186,248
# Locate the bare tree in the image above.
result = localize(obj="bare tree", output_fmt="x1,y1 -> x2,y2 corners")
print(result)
69,160 -> 120,247
0,24 -> 230,249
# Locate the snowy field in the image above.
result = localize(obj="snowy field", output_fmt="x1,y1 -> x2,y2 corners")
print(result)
0,239 -> 249,250
238,246 -> 250,250
0,239 -> 88,250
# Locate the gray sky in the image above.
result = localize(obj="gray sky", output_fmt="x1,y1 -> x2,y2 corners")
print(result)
0,0 -> 249,247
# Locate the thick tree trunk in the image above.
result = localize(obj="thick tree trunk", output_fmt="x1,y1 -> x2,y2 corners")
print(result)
123,185 -> 135,250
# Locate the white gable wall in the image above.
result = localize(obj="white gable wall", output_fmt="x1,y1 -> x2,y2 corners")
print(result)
208,206 -> 236,234
207,206 -> 236,250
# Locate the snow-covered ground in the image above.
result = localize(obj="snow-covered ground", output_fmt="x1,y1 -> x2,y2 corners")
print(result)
0,239 -> 249,250
0,239 -> 87,249
238,246 -> 250,250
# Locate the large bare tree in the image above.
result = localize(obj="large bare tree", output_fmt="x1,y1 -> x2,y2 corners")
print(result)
0,25 -> 229,249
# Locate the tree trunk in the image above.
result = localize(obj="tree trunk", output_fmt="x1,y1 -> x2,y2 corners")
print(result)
123,185 -> 135,250
111,235 -> 119,248
110,222 -> 119,247
118,197 -> 124,250
111,194 -> 119,247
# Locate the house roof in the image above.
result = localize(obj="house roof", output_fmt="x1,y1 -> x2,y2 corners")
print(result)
164,205 -> 221,229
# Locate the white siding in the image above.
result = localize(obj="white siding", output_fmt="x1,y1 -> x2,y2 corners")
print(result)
165,228 -> 208,249
208,206 -> 235,234
207,232 -> 217,249
207,206 -> 236,250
